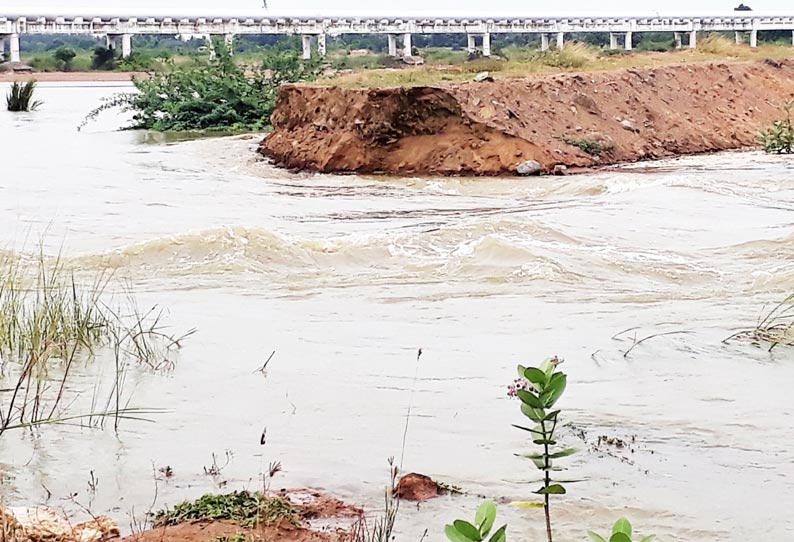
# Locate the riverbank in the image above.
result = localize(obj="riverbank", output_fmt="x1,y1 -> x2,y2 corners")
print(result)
260,58 -> 794,176
0,71 -> 141,82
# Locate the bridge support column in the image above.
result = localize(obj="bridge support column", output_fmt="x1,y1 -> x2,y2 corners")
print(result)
301,35 -> 312,60
735,31 -> 743,44
121,34 -> 132,58
609,33 -> 618,50
674,32 -> 682,49
317,34 -> 326,57
482,32 -> 491,57
7,33 -> 20,63
467,34 -> 476,54
540,33 -> 549,51
0,35 -> 7,61
689,30 -> 697,49
749,29 -> 758,48
387,34 -> 397,56
625,31 -> 633,51
223,33 -> 234,55
403,33 -> 412,58
556,32 -> 564,49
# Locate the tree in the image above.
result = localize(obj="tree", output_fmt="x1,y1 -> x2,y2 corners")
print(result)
53,46 -> 77,71
92,46 -> 117,70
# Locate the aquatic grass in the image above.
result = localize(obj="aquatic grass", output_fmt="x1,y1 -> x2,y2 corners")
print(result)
6,81 -> 43,112
0,249 -> 191,436
724,292 -> 794,350
152,491 -> 299,528
347,459 -> 400,542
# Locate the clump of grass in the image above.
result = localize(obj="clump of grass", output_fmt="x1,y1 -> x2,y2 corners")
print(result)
697,34 -> 744,56
152,491 -> 299,528
724,292 -> 794,350
760,99 -> 794,154
6,81 -> 43,112
562,135 -> 613,155
347,458 -> 399,542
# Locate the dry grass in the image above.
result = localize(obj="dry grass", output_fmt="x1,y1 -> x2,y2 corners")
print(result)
317,36 -> 794,88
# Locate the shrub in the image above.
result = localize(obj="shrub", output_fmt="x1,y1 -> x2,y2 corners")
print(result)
92,46 -> 117,70
562,135 -> 613,155
6,81 -> 43,112
53,46 -> 77,70
760,100 -> 794,154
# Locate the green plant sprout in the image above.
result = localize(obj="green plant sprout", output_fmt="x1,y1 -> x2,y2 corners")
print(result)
445,501 -> 506,542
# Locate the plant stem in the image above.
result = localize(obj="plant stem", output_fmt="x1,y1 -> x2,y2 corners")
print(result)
541,419 -> 553,542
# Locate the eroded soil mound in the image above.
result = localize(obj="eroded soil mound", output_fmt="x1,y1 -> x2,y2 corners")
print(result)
260,59 -> 794,176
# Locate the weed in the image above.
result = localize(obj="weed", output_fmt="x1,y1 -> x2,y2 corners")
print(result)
6,81 -> 43,112
588,518 -> 655,542
152,491 -> 299,528
760,100 -> 794,154
445,501 -> 506,542
562,136 -> 613,156
724,291 -> 794,349
215,534 -> 247,542
347,459 -> 399,542
513,357 -> 576,542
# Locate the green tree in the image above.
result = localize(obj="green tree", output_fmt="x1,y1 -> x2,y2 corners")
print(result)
53,46 -> 77,71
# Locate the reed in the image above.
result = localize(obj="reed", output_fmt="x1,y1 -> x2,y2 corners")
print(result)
724,292 -> 794,350
6,81 -> 43,112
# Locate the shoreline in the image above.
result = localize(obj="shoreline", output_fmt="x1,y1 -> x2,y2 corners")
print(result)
0,71 -> 142,82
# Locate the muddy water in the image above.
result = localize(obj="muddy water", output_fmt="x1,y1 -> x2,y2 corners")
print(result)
1,82 -> 794,541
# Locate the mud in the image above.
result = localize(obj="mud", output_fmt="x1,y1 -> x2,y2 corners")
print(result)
260,59 -> 794,176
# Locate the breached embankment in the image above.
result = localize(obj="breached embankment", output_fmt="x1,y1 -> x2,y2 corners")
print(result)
259,59 -> 794,176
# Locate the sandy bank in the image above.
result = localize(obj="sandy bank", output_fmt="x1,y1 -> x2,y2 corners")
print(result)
260,59 -> 794,176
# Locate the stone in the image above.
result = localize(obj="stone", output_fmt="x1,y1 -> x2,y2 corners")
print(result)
621,119 -> 639,132
394,473 -> 440,501
473,71 -> 494,82
515,160 -> 542,176
553,164 -> 568,175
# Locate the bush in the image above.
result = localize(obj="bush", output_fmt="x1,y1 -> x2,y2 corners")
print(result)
92,46 -> 117,70
82,45 -> 319,132
760,100 -> 794,154
7,81 -> 43,112
53,46 -> 77,70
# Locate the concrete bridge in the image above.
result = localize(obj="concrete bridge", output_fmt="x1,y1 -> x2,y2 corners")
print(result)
2,10 -> 794,62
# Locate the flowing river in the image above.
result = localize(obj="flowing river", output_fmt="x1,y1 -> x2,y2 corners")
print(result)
1,82 -> 793,541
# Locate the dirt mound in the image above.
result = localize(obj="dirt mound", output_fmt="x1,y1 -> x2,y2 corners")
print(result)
259,59 -> 794,176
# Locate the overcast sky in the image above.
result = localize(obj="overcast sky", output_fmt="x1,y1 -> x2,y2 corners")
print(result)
3,1 -> 792,16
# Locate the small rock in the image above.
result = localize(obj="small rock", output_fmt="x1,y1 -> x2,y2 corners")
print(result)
553,165 -> 568,175
473,71 -> 494,82
394,473 -> 440,501
515,160 -> 542,176
621,119 -> 639,132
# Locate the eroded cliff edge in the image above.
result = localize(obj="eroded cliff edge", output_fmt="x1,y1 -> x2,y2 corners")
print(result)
259,59 -> 794,176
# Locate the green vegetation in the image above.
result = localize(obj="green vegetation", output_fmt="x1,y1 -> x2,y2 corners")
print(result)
444,501 -> 506,542
6,81 -> 43,112
53,46 -> 77,70
588,518 -> 656,542
513,358 -> 574,542
152,491 -> 298,528
760,100 -> 794,154
82,43 -> 318,132
562,136 -> 614,156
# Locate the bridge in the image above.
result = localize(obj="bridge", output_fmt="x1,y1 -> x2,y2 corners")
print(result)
2,10 -> 794,62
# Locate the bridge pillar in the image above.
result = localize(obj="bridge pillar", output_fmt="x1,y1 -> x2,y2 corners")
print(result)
387,34 -> 397,56
121,34 -> 132,58
482,32 -> 491,57
467,34 -> 476,54
556,32 -> 564,49
403,33 -> 412,58
674,32 -> 682,49
749,29 -> 758,48
625,31 -> 633,51
7,32 -> 20,63
224,33 -> 234,55
540,33 -> 549,51
689,30 -> 697,49
0,35 -> 7,61
301,35 -> 312,60
609,33 -> 618,50
317,34 -> 326,57
735,31 -> 743,44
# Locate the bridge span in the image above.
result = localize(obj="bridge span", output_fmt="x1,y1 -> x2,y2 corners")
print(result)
2,11 -> 794,62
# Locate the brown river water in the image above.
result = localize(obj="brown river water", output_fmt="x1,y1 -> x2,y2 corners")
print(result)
1,82 -> 794,541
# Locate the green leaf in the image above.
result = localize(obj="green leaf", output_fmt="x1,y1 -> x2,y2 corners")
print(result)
475,502 -> 496,536
542,373 -> 567,408
445,524 -> 477,542
534,484 -> 566,495
612,518 -> 632,537
587,532 -> 608,542
547,447 -> 577,459
542,409 -> 560,422
517,389 -> 544,409
517,364 -> 527,378
609,534 -> 631,542
520,402 -> 545,422
453,520 -> 481,542
509,501 -> 544,508
487,525 -> 506,542
522,367 -> 548,388
639,535 -> 656,542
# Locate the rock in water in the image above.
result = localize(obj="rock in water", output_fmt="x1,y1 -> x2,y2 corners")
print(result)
515,160 -> 542,176
394,473 -> 440,501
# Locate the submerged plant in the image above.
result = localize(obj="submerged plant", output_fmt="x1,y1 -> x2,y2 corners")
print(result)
6,81 -> 43,112
444,501 -> 506,542
760,100 -> 794,154
513,357 -> 575,542
588,518 -> 656,542
723,291 -> 794,350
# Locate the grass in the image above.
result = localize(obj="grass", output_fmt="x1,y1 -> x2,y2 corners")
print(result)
152,491 -> 299,528
316,35 -> 794,88
724,292 -> 794,350
562,136 -> 614,156
0,250 -> 192,435
6,81 -> 43,112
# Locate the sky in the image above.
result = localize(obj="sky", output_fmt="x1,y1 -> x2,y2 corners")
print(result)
3,1 -> 792,16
